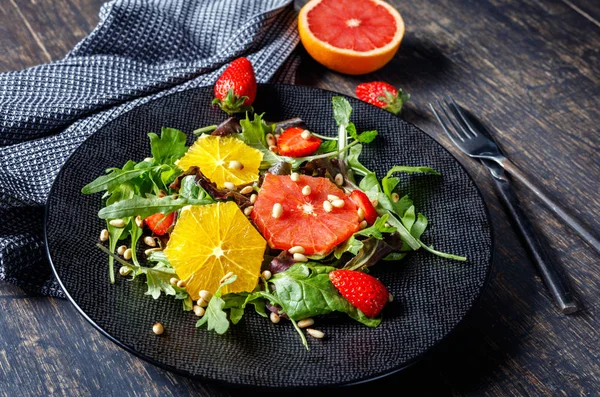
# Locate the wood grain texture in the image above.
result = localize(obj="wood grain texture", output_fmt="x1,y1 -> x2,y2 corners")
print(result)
1,0 -> 599,396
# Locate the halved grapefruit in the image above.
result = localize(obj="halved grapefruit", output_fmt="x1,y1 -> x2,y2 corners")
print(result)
298,0 -> 405,75
251,174 -> 360,255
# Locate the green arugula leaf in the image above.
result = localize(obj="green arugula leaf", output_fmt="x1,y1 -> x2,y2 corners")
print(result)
401,205 -> 416,231
196,275 -> 238,334
334,215 -> 396,258
148,127 -> 188,166
332,96 -> 352,127
314,140 -> 338,154
98,195 -> 212,220
238,112 -> 273,148
346,123 -> 378,143
81,169 -> 146,194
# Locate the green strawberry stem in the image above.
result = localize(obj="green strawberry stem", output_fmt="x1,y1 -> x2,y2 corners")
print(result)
378,89 -> 410,116
213,88 -> 254,115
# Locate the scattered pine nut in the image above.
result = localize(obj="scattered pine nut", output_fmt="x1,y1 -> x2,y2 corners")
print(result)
176,280 -> 187,288
117,245 -> 127,255
100,229 -> 109,242
306,328 -> 325,339
220,271 -> 235,284
228,160 -> 243,170
197,298 -> 208,308
297,318 -> 314,328
123,248 -> 133,260
144,236 -> 156,247
327,194 -> 340,201
385,223 -> 391,228
152,323 -> 164,335
144,157 -> 153,162
293,253 -> 308,262
288,246 -> 305,255
169,277 -> 179,286
371,199 -> 379,207
331,199 -> 345,208
301,185 -> 311,196
266,133 -> 277,147
193,305 -> 205,317
290,172 -> 301,182
269,145 -> 278,153
250,194 -> 257,204
388,293 -> 394,302
359,220 -> 368,230
323,200 -> 333,212
357,207 -> 365,221
243,206 -> 254,216
119,266 -> 132,277
144,247 -> 162,256
300,129 -> 312,139
135,216 -> 143,228
334,173 -> 344,186
199,290 -> 212,302
391,193 -> 400,203
262,270 -> 272,280
240,186 -> 253,194
224,181 -> 235,190
109,219 -> 125,228
270,312 -> 281,324
272,203 -> 283,218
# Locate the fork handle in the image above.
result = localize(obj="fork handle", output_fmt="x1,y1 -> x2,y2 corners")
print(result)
491,175 -> 579,314
501,158 -> 600,253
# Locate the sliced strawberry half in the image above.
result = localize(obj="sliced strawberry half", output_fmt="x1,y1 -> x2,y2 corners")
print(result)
144,212 -> 175,236
277,127 -> 322,157
329,269 -> 389,318
349,190 -> 378,225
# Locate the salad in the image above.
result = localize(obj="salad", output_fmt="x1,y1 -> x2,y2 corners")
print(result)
82,58 -> 465,348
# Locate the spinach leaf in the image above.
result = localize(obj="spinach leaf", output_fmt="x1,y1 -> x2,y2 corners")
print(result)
148,127 -> 188,166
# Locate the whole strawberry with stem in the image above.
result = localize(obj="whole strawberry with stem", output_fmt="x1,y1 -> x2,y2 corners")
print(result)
213,57 -> 257,115
329,269 -> 389,318
355,81 -> 410,116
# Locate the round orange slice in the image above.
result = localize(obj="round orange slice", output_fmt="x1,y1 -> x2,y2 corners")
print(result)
298,0 -> 405,75
164,201 -> 266,298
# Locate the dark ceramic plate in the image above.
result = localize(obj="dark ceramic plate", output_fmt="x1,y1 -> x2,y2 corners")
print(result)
45,84 -> 492,388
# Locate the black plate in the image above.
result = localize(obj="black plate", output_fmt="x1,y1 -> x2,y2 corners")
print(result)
45,84 -> 493,388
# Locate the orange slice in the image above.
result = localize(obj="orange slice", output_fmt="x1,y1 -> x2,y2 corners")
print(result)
298,0 -> 405,75
164,201 -> 266,299
176,135 -> 262,189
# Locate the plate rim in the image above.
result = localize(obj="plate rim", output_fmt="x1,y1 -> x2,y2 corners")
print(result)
44,83 -> 495,388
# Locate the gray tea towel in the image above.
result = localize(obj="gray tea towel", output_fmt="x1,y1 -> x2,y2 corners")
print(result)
0,0 -> 300,298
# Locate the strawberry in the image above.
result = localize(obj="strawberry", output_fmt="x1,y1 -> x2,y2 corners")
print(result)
144,212 -> 175,236
349,190 -> 378,225
355,82 -> 410,115
276,126 -> 322,157
212,57 -> 257,115
329,270 -> 389,318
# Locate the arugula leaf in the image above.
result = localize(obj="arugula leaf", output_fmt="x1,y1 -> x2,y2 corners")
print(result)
334,215 -> 396,258
346,123 -> 378,143
82,169 -> 146,194
314,140 -> 338,154
239,112 -> 273,148
148,127 -> 188,166
343,233 -> 403,272
196,275 -> 238,334
332,96 -> 352,127
98,194 -> 212,220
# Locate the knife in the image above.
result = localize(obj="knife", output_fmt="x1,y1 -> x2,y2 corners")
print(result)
481,158 -> 579,314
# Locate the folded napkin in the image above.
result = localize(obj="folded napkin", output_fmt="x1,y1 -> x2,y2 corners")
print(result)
0,0 -> 299,297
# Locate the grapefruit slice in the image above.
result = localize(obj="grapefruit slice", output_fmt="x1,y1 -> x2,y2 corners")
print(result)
298,0 -> 405,75
251,174 -> 360,255
164,201 -> 266,299
176,135 -> 262,189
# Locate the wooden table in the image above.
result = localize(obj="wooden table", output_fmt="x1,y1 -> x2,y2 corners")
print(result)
1,0 -> 599,395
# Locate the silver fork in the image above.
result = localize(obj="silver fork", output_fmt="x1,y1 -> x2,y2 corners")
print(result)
430,97 -> 600,254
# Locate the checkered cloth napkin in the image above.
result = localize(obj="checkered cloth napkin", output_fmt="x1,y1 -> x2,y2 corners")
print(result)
0,0 -> 300,297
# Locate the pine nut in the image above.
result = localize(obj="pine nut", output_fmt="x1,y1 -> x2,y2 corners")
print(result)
323,200 -> 333,212
388,293 -> 394,302
302,185 -> 311,196
371,199 -> 379,207
123,248 -> 133,260
240,186 -> 253,195
300,129 -> 312,139
334,173 -> 344,186
385,223 -> 391,228
176,280 -> 187,288
266,133 -> 277,147
152,323 -> 164,335
269,145 -> 278,153
228,160 -> 243,170
357,207 -> 365,221
331,199 -> 345,208
144,236 -> 156,247
144,248 -> 162,256
270,312 -> 281,324
306,328 -> 325,339
293,253 -> 308,262
100,229 -> 109,242
288,246 -> 305,254
193,305 -> 205,317
290,172 -> 301,182
144,157 -> 153,162
220,271 -> 234,284
359,220 -> 368,229
262,270 -> 272,280
197,298 -> 208,308
224,181 -> 235,190
109,219 -> 125,228
169,277 -> 179,286
135,216 -> 143,228
244,206 -> 254,216
119,266 -> 131,276
199,290 -> 212,302
117,245 -> 127,255
391,192 -> 400,203
327,194 -> 340,201
297,318 -> 314,328
250,194 -> 257,204
272,203 -> 283,218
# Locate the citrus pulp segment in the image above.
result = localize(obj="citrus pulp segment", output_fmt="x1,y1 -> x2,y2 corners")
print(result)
164,201 -> 266,298
176,135 -> 262,188
251,174 -> 360,255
